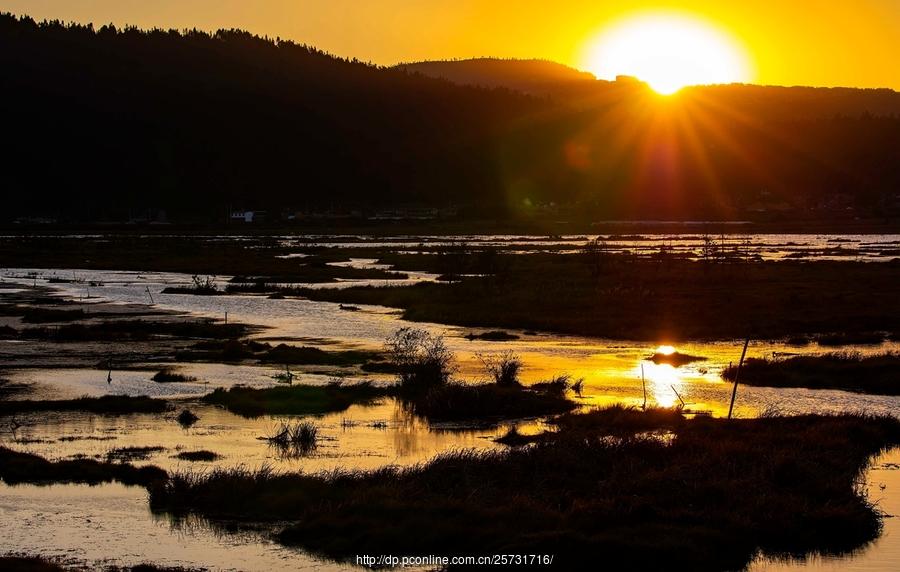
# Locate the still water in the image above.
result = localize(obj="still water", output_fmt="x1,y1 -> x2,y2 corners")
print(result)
1,246 -> 899,571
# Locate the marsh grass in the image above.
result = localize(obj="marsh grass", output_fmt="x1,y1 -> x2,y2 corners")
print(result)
106,446 -> 166,463
531,374 -> 581,395
148,409 -> 900,571
19,307 -> 86,323
152,370 -> 197,383
465,330 -> 519,341
176,339 -> 385,368
176,409 -> 200,427
478,350 -> 522,387
296,256 -> 900,341
160,275 -> 222,295
263,421 -> 319,455
494,426 -> 545,447
0,446 -> 167,487
404,381 -> 576,422
0,395 -> 168,415
0,556 -> 205,571
648,351 -> 707,366
22,320 -> 250,342
0,376 -> 29,399
202,382 -> 389,417
722,351 -> 900,395
258,344 -> 381,366
173,450 -> 220,462
0,556 -> 64,572
225,264 -> 404,287
815,332 -> 887,346
386,328 -> 455,393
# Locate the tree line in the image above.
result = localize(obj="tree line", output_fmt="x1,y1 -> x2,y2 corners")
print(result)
3,13 -> 899,223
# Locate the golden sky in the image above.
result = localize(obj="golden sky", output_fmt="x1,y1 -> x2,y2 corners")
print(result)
3,0 -> 899,89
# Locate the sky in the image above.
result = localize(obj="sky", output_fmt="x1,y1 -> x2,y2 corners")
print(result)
2,0 -> 899,90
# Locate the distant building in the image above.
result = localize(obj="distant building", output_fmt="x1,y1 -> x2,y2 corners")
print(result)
369,206 -> 457,221
128,208 -> 168,224
230,210 -> 266,223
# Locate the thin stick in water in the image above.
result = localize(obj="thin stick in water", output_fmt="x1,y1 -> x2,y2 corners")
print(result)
641,363 -> 647,410
727,338 -> 750,419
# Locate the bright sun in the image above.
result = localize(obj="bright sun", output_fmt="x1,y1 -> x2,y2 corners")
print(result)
584,13 -> 753,94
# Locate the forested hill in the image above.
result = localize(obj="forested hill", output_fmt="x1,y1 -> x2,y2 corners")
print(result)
0,14 -> 542,221
396,58 -> 599,96
3,13 -> 900,224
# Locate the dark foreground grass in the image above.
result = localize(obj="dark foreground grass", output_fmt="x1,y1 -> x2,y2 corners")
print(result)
202,383 -> 390,416
0,395 -> 168,415
0,447 -> 167,487
723,352 -> 900,395
0,557 -> 63,572
0,556 -> 204,571
149,409 -> 900,571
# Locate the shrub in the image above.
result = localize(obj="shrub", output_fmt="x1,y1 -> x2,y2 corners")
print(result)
478,350 -> 523,387
385,328 -> 455,392
176,409 -> 200,427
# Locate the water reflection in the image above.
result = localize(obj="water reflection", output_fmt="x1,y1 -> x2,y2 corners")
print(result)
640,362 -> 682,408
747,449 -> 900,572
2,398 -> 539,474
3,258 -> 900,570
0,482 -> 341,571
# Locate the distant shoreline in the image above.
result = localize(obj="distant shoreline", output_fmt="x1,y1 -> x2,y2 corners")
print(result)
1,218 -> 898,236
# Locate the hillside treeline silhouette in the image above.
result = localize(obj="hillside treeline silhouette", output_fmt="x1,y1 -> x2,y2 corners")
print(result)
3,14 -> 900,223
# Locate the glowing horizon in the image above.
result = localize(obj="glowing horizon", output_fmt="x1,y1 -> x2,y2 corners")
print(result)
582,13 -> 754,94
1,0 -> 899,90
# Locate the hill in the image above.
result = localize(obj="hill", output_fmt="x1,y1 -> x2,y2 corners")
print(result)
396,58 -> 598,96
3,13 -> 900,224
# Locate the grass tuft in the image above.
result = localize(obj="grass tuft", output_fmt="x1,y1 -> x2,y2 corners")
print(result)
152,369 -> 197,383
263,421 -> 319,455
173,450 -> 220,462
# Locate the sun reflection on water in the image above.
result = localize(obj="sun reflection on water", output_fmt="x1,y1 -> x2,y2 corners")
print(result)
638,361 -> 683,408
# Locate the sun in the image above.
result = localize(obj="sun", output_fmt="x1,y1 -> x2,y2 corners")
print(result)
583,13 -> 753,95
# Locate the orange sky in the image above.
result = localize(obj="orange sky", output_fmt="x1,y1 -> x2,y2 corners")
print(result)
3,0 -> 899,89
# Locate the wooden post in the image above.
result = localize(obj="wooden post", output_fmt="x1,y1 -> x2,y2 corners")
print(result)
671,384 -> 686,408
727,338 -> 750,419
641,363 -> 647,410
